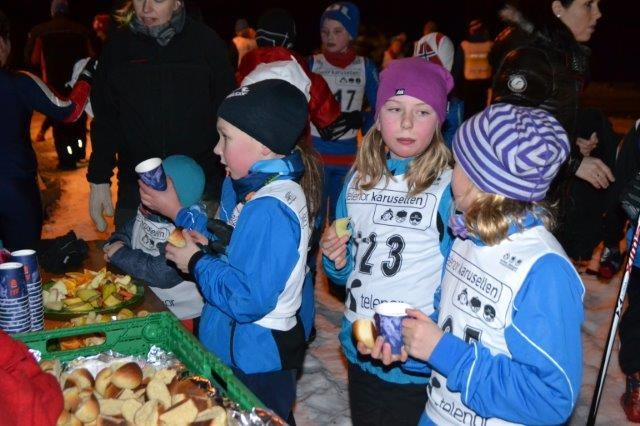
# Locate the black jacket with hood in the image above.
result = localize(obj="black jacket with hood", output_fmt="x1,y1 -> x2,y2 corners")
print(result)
88,15 -> 235,196
489,6 -> 590,175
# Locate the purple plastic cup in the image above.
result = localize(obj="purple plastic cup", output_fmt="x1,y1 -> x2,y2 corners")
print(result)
11,249 -> 40,284
135,157 -> 167,191
374,302 -> 412,355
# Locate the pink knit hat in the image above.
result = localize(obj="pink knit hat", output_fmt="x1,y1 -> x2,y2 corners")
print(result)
375,57 -> 454,124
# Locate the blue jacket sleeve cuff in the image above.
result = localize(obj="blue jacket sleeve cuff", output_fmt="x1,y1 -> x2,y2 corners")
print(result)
429,332 -> 470,377
402,357 -> 431,374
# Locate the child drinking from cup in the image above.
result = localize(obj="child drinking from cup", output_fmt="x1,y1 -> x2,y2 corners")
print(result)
103,155 -> 206,326
373,104 -> 584,425
138,79 -> 321,423
321,57 -> 455,426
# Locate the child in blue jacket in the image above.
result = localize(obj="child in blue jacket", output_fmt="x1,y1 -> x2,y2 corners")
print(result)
103,155 -> 206,323
139,79 -> 321,423
321,57 -> 455,426
372,104 -> 585,425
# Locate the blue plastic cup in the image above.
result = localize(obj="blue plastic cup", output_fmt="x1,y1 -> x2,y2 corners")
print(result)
0,262 -> 28,300
374,302 -> 412,355
135,157 -> 167,191
11,249 -> 40,284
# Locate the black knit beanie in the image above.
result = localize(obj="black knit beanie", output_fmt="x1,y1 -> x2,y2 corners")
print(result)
218,79 -> 308,155
256,8 -> 296,48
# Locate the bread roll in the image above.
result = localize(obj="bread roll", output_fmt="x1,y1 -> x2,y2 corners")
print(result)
56,411 -> 82,426
75,392 -> 100,423
96,414 -> 127,426
167,227 -> 186,248
171,393 -> 187,406
65,368 -> 95,390
121,399 -> 143,424
352,318 -> 377,349
95,367 -> 113,397
40,359 -> 62,380
191,395 -> 213,412
133,400 -> 159,426
117,389 -> 135,400
194,406 -> 227,426
111,362 -> 143,390
154,368 -> 177,385
63,387 -> 81,412
104,383 -> 123,399
169,379 -> 207,399
159,399 -> 198,425
98,398 -> 124,416
146,378 -> 172,410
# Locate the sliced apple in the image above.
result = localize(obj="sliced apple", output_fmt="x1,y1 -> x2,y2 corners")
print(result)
67,301 -> 94,312
77,288 -> 100,302
334,217 -> 351,238
44,300 -> 64,311
63,297 -> 84,306
51,281 -> 68,296
115,275 -> 131,286
88,270 -> 106,289
103,294 -> 124,308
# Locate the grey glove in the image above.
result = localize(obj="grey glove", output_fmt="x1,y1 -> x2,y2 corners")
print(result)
89,183 -> 114,232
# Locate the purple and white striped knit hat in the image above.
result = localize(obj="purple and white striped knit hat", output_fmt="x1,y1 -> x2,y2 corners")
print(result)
452,103 -> 569,202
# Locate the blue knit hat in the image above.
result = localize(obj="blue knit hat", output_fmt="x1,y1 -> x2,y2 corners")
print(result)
321,2 -> 360,39
162,155 -> 205,207
453,103 -> 569,202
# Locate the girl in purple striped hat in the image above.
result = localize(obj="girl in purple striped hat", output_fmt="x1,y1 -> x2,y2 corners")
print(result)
374,103 -> 585,425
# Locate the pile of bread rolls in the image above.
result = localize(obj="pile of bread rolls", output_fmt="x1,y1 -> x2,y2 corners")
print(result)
41,360 -> 227,426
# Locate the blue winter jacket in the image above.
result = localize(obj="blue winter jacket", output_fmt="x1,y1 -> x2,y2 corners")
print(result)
1,70 -> 73,179
175,154 -> 313,374
414,215 -> 585,425
323,157 -> 454,384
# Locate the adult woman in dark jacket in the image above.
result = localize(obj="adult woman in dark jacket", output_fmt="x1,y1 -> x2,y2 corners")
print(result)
490,0 -> 608,189
489,0 -> 613,262
88,0 -> 235,231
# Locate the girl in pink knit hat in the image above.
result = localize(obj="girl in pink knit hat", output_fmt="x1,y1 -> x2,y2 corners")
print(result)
321,57 -> 455,425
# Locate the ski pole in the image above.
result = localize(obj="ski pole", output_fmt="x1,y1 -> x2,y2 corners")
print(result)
587,217 -> 640,425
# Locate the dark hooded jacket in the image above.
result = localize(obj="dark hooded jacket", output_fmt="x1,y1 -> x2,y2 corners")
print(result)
88,15 -> 235,191
490,9 -> 590,175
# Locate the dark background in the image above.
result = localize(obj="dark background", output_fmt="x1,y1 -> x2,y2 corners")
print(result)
2,0 -> 638,81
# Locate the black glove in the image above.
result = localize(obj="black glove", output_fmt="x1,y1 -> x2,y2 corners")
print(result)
317,111 -> 363,141
199,219 -> 234,255
38,231 -> 89,274
621,171 -> 640,221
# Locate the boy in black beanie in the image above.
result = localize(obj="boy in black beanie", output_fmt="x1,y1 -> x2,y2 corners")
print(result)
139,79 -> 322,423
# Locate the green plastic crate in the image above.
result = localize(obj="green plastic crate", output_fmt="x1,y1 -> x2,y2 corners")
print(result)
14,311 -> 263,411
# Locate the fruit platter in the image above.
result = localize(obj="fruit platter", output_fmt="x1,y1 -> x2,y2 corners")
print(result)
42,268 -> 143,318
